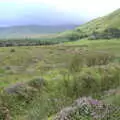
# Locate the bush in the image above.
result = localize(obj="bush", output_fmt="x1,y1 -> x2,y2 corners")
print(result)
98,65 -> 120,91
28,77 -> 46,90
89,28 -> 120,40
69,54 -> 84,72
69,52 -> 114,72
84,52 -> 114,66
67,31 -> 84,41
67,63 -> 120,98
10,49 -> 15,52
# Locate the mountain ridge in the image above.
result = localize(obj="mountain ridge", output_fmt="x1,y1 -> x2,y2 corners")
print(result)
0,24 -> 78,38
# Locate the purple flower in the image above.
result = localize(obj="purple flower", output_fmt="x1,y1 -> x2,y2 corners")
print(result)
89,100 -> 100,105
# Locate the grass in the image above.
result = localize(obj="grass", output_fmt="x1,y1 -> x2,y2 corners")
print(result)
0,39 -> 120,120
61,9 -> 120,40
65,39 -> 120,55
0,39 -> 119,89
79,9 -> 120,32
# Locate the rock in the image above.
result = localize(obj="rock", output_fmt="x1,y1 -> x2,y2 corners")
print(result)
4,83 -> 25,94
54,97 -> 120,120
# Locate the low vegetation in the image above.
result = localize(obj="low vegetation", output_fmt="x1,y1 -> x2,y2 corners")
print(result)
0,39 -> 120,120
0,37 -> 69,47
61,9 -> 120,40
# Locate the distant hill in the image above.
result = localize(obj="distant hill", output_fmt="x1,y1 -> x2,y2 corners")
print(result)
61,8 -> 120,40
76,8 -> 120,33
0,25 -> 78,39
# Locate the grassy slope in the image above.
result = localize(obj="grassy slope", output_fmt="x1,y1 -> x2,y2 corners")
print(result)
76,9 -> 120,33
61,8 -> 120,37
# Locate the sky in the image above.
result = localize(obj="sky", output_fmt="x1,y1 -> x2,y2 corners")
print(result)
0,0 -> 119,26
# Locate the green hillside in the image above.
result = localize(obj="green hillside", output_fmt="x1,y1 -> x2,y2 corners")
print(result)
76,8 -> 120,33
62,8 -> 120,40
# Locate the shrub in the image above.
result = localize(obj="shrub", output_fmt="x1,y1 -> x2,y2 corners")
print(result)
84,52 -> 114,66
68,62 -> 120,98
98,65 -> 120,91
28,77 -> 46,90
67,31 -> 84,41
89,28 -> 120,40
69,54 -> 84,72
10,49 -> 15,52
69,52 -> 114,72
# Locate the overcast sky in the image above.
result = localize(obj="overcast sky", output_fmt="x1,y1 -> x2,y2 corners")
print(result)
0,0 -> 119,26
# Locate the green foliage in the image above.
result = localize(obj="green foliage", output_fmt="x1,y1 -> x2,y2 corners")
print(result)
0,39 -> 120,120
62,9 -> 120,40
89,28 -> 120,39
27,95 -> 49,120
28,77 -> 46,90
69,54 -> 84,72
10,48 -> 16,52
0,37 -> 70,47
63,64 -> 120,98
66,31 -> 87,41
69,52 -> 114,72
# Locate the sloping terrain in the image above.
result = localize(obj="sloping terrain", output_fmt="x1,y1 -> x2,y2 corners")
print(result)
61,9 -> 120,40
76,8 -> 120,34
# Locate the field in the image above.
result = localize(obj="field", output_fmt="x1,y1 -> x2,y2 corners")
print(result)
0,39 -> 120,120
